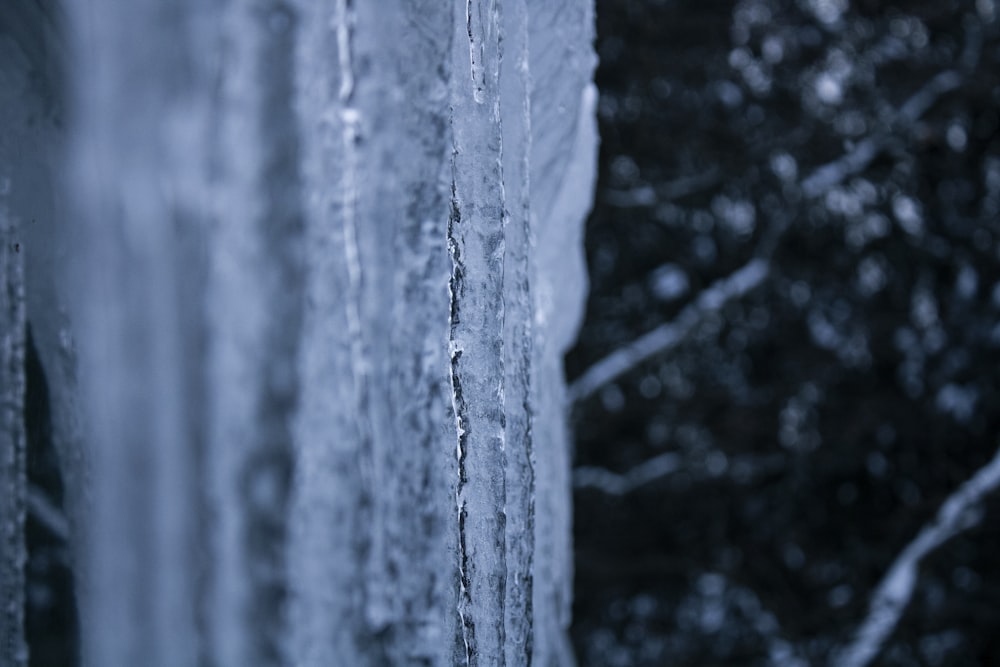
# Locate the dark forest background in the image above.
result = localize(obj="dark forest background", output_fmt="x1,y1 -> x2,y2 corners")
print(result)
568,0 -> 1000,665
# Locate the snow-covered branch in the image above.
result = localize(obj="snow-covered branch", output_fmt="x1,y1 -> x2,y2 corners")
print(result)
801,70 -> 962,199
575,453 -> 681,495
575,450 -> 785,495
568,258 -> 769,404
800,137 -> 883,199
603,185 -> 657,208
895,70 -> 962,124
570,39 -> 971,407
833,444 -> 1000,667
603,169 -> 721,208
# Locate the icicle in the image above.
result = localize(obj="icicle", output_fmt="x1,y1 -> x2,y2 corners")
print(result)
449,0 -> 510,662
499,0 -> 536,663
529,2 -> 600,665
205,3 -> 306,666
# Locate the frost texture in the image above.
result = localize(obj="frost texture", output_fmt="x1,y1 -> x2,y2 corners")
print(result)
59,0 -> 597,665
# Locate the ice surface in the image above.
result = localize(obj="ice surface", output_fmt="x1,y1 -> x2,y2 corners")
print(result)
58,1 -> 597,665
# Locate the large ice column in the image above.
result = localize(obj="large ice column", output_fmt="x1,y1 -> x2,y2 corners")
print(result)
289,0 -> 459,664
68,0 -> 312,664
203,5 -> 309,667
286,0 -> 371,663
289,0 -> 597,663
63,1 -> 223,665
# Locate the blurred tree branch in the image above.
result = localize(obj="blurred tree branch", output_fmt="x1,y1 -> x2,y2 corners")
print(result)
574,451 -> 786,495
603,168 -> 721,208
834,443 -> 1000,667
569,258 -> 770,404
